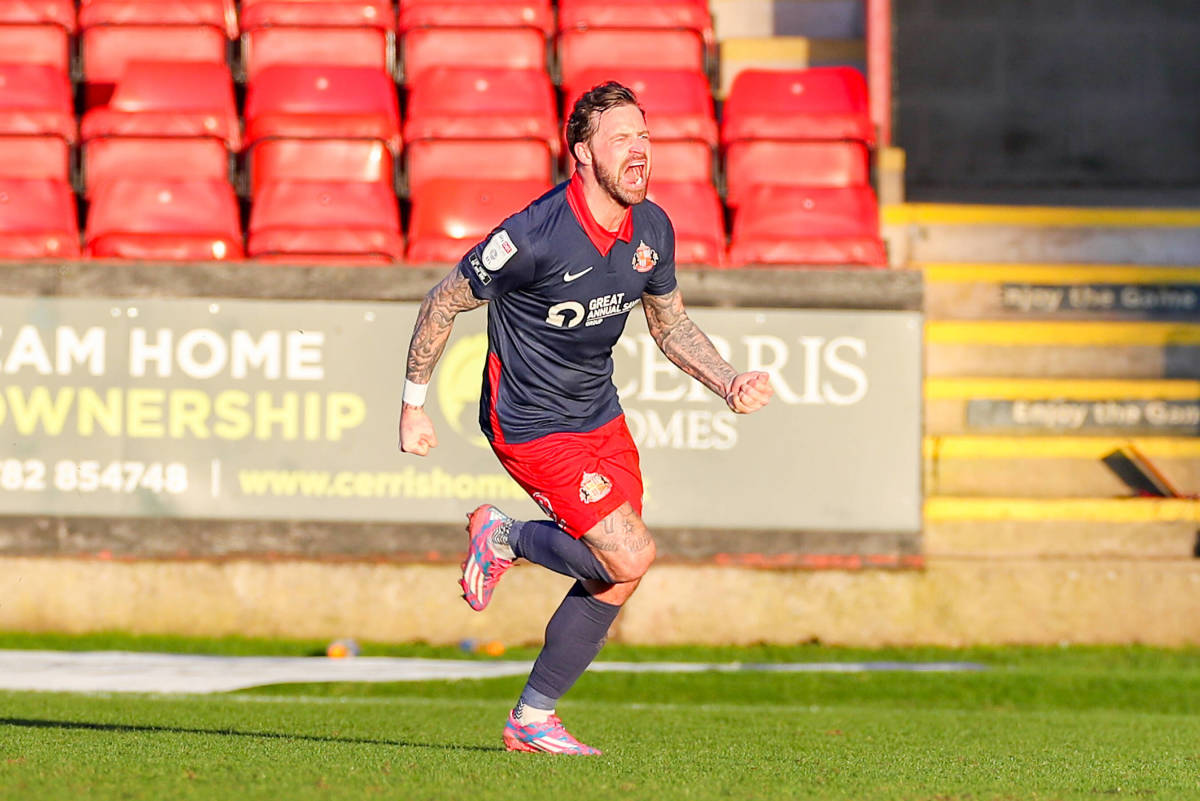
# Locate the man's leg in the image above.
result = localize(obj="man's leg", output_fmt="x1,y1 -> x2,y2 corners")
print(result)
514,502 -> 655,715
508,518 -> 614,583
506,503 -> 654,754
459,504 -> 617,611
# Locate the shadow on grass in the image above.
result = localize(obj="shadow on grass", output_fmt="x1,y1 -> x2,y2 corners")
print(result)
0,717 -> 504,752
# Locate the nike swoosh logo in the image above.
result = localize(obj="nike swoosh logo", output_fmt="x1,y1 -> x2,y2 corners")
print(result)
563,267 -> 594,282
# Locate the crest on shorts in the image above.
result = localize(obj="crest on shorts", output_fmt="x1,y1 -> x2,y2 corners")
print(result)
578,471 -> 613,504
631,240 -> 658,272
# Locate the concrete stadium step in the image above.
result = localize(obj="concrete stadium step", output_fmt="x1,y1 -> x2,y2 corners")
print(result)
923,263 -> 1200,321
883,204 -> 1200,266
924,497 -> 1200,560
711,0 -> 864,40
928,344 -> 1198,380
925,320 -> 1200,379
924,436 -> 1200,498
717,36 -> 865,97
928,320 -> 1200,346
925,378 -> 1200,436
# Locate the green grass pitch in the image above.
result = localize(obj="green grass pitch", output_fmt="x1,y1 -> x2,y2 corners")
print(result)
0,633 -> 1198,800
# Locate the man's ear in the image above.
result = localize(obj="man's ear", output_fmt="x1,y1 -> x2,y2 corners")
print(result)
573,141 -> 592,167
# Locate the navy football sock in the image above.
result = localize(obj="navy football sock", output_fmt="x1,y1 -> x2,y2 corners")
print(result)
509,520 -> 613,583
519,582 -> 621,711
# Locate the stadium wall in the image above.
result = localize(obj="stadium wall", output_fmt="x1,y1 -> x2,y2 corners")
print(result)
0,262 -> 937,645
894,0 -> 1200,193
2,262 -> 1198,646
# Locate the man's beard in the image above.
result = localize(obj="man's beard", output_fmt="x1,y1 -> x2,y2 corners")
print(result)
594,155 -> 648,207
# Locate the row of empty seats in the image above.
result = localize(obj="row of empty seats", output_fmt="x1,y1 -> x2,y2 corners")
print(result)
9,61 -> 870,192
1,63 -> 884,265
0,0 -> 885,266
0,0 -> 716,92
5,175 -> 881,266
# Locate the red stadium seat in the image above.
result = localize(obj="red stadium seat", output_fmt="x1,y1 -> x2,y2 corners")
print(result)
0,0 -> 76,75
649,141 -> 714,183
79,0 -> 236,35
724,141 -> 871,208
248,139 -> 394,196
406,140 -> 553,197
563,68 -> 717,148
0,64 -> 76,182
0,64 -> 76,141
399,0 -> 552,36
557,0 -> 713,48
79,0 -> 237,36
646,181 -> 724,267
80,61 -> 239,194
0,178 -> 80,258
401,26 -> 547,83
407,178 -> 550,264
82,61 -> 239,142
244,65 -> 401,189
248,180 -> 403,264
0,137 -> 71,182
84,177 -> 243,260
404,67 -> 558,153
79,0 -> 235,106
244,65 -> 401,149
85,139 -> 230,196
558,29 -> 705,90
240,0 -> 396,82
721,67 -> 874,146
727,185 -> 886,267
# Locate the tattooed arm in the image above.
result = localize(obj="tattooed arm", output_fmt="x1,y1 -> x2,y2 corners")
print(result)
642,288 -> 773,414
399,267 -> 487,454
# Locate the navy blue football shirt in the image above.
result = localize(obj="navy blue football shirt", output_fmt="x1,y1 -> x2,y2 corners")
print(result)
457,172 -> 678,445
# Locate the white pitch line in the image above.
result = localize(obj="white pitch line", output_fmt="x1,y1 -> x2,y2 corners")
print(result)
0,650 -> 988,695
30,694 -> 848,716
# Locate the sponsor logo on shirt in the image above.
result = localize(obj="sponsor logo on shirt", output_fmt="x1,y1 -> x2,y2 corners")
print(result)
545,295 -> 641,329
482,230 -> 517,271
585,293 -> 640,326
546,301 -> 586,328
632,240 -> 658,272
563,266 -> 594,282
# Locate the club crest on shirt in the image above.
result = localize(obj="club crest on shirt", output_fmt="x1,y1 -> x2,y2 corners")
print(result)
578,471 -> 613,504
631,240 -> 658,272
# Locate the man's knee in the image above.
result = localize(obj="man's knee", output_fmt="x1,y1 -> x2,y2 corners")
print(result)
602,533 -> 656,583
582,505 -> 657,583
587,576 -> 642,606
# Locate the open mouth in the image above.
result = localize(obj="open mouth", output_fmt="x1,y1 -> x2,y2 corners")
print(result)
624,160 -> 647,188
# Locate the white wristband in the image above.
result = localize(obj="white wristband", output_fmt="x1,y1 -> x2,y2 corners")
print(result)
403,379 -> 429,408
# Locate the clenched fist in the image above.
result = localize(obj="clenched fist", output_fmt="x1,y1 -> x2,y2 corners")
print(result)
724,371 -> 774,414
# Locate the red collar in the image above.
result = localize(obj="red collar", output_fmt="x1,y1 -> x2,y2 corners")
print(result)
565,171 -> 633,257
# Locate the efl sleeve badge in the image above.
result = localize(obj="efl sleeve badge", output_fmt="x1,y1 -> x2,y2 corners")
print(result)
482,230 -> 518,272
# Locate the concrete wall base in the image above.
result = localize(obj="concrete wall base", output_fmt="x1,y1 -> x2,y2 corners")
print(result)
2,557 -> 1198,648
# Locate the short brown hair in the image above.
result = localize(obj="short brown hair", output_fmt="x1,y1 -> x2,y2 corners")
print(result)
565,81 -> 643,162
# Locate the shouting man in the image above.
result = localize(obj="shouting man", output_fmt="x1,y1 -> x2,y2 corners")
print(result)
399,82 -> 773,755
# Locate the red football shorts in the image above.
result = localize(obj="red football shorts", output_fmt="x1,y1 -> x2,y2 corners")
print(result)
490,415 -> 644,539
